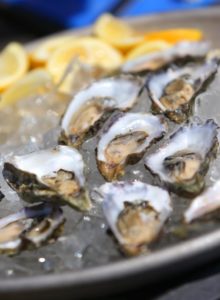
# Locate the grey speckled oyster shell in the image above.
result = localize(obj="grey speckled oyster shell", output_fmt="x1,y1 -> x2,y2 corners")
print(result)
0,203 -> 64,255
184,180 -> 220,223
121,41 -> 210,74
145,120 -> 219,196
3,145 -> 91,211
94,181 -> 172,256
147,60 -> 218,123
59,75 -> 144,147
96,112 -> 167,181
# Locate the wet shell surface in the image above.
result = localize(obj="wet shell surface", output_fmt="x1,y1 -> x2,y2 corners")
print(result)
59,75 -> 144,147
184,180 -> 220,223
121,41 -> 210,74
3,145 -> 91,211
145,120 -> 219,196
147,60 -> 218,123
0,203 -> 64,255
94,181 -> 172,255
96,112 -> 167,181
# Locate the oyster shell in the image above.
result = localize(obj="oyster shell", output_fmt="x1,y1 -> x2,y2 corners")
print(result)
96,112 -> 167,181
0,191 -> 4,200
147,60 -> 218,123
145,120 -> 218,196
94,181 -> 172,256
0,203 -> 64,255
184,180 -> 220,223
59,75 -> 143,147
3,145 -> 91,211
207,49 -> 220,63
122,41 -> 210,74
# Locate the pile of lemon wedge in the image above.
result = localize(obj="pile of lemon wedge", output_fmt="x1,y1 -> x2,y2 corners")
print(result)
0,13 -> 204,108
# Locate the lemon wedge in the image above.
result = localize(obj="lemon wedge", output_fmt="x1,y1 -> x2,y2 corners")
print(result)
0,42 -> 29,92
144,28 -> 203,44
126,40 -> 172,60
0,69 -> 53,109
47,36 -> 123,83
93,14 -> 143,51
30,35 -> 76,67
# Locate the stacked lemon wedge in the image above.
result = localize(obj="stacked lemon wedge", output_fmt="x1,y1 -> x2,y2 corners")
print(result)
0,13 -> 204,108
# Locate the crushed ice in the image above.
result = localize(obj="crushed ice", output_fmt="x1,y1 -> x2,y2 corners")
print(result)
0,65 -> 220,278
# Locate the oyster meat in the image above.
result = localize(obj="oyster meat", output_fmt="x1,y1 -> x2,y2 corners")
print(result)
3,145 -> 91,211
147,60 -> 218,123
0,203 -> 64,255
184,180 -> 220,223
122,41 -> 210,74
59,75 -> 143,147
94,181 -> 172,256
145,120 -> 218,195
96,112 -> 167,181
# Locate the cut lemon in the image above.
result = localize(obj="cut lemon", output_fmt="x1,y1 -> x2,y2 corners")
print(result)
0,69 -> 53,109
126,40 -> 172,60
144,28 -> 203,44
29,35 -> 76,67
47,36 -> 123,83
93,14 -> 143,51
0,42 -> 29,92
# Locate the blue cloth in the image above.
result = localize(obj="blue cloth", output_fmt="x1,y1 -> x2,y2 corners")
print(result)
1,0 -> 217,28
119,0 -> 216,17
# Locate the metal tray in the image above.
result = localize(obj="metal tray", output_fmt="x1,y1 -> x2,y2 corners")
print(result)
1,7 -> 220,300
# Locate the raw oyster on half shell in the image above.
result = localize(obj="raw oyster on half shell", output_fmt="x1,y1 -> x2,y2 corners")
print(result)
3,145 -> 91,211
94,181 -> 172,256
0,203 -> 64,255
145,120 -> 218,196
147,60 -> 217,123
96,112 -> 167,181
122,41 -> 210,74
60,75 -> 144,147
184,180 -> 220,223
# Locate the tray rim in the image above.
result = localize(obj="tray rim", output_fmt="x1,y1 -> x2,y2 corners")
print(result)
1,6 -> 220,298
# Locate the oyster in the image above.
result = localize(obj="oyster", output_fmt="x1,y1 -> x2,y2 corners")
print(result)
96,112 -> 167,181
59,75 -> 143,147
184,180 -> 220,223
147,60 -> 217,123
95,181 -> 172,256
0,203 -> 64,255
122,41 -> 210,74
207,49 -> 220,64
145,120 -> 218,196
3,145 -> 91,211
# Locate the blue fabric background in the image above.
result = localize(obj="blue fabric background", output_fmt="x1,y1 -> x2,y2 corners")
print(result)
1,0 -> 217,28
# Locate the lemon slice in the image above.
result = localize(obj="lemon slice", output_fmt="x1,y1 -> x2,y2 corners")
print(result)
0,42 -> 29,92
0,69 -> 53,109
47,36 -> 123,83
126,40 -> 172,60
144,28 -> 203,44
29,35 -> 76,67
94,14 -> 143,51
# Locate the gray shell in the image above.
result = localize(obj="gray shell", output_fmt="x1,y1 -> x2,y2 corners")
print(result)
3,145 -> 91,211
0,204 -> 64,255
60,75 -> 144,147
95,181 -> 172,255
145,120 -> 218,195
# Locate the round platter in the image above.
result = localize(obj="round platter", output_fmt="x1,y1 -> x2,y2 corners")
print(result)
1,7 -> 220,300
